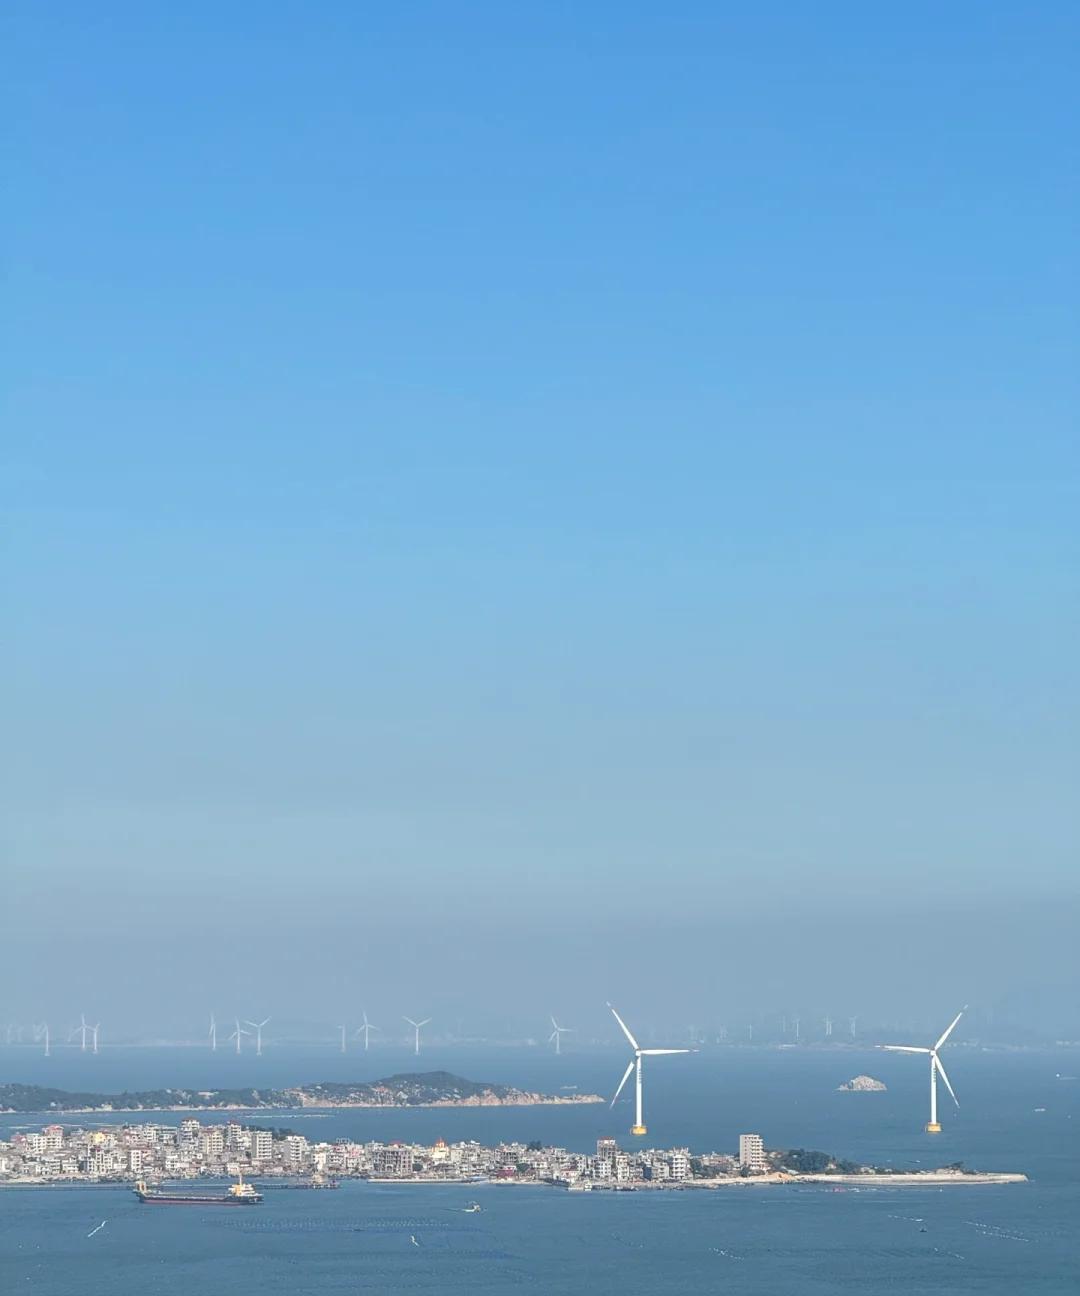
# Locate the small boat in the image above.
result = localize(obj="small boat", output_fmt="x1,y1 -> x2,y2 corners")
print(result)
463,1201 -> 482,1213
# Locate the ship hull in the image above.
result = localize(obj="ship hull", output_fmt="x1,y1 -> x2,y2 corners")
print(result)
135,1192 -> 262,1205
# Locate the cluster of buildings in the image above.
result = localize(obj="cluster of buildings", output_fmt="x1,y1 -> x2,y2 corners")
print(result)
0,1121 -> 774,1188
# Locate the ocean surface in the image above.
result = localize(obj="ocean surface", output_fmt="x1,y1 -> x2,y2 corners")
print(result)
1,1044 -> 1077,1293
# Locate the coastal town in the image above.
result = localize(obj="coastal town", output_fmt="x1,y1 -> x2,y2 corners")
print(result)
0,1121 -> 1026,1191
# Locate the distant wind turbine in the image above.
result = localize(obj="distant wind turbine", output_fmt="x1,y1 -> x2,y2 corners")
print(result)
228,1019 -> 251,1055
403,1016 -> 431,1056
548,1016 -> 572,1055
608,1003 -> 692,1136
209,1014 -> 217,1051
246,1018 -> 270,1056
70,1014 -> 90,1052
880,1007 -> 966,1133
33,1023 -> 50,1057
90,1023 -> 100,1054
355,1011 -> 380,1052
340,1024 -> 348,1054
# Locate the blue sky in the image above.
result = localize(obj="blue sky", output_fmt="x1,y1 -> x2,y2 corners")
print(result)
3,3 -> 1078,1028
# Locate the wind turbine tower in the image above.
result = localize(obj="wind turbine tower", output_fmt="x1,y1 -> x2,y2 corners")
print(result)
228,1019 -> 250,1055
340,1024 -> 348,1054
824,1015 -> 833,1039
608,1003 -> 692,1136
34,1023 -> 50,1057
355,1011 -> 380,1052
404,1016 -> 431,1056
246,1019 -> 270,1057
849,1015 -> 857,1040
880,1007 -> 966,1133
548,1017 -> 572,1055
209,1014 -> 218,1051
90,1023 -> 100,1054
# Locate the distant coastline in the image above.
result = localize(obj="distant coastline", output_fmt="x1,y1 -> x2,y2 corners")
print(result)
0,1072 -> 604,1116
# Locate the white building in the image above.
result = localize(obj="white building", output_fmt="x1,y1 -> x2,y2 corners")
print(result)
250,1130 -> 273,1162
200,1128 -> 225,1158
738,1133 -> 766,1172
283,1135 -> 308,1166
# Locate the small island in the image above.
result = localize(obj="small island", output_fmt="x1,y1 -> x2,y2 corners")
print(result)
0,1071 -> 604,1115
837,1075 -> 887,1092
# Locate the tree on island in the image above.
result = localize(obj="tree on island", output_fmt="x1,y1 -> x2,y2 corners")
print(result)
779,1148 -> 861,1175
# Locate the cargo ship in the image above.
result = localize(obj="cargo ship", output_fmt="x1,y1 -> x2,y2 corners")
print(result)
134,1172 -> 263,1206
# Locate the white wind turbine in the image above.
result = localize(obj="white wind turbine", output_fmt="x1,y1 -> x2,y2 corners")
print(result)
69,1014 -> 90,1051
90,1023 -> 101,1054
33,1023 -> 51,1057
355,1011 -> 380,1052
548,1016 -> 572,1055
608,1003 -> 692,1136
209,1014 -> 218,1051
880,1007 -> 966,1133
228,1018 -> 251,1055
339,1024 -> 348,1054
246,1018 -> 270,1056
403,1016 -> 431,1056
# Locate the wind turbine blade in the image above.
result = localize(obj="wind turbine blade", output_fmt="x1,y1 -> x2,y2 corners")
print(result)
551,1016 -> 559,1031
548,1030 -> 558,1043
934,1007 -> 966,1051
934,1054 -> 960,1107
418,1019 -> 432,1027
403,1017 -> 418,1027
611,1059 -> 635,1107
640,1048 -> 691,1056
607,1003 -> 639,1051
880,1045 -> 930,1054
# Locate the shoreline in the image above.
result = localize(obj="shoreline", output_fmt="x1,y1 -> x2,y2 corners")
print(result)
0,1096 -> 604,1117
0,1170 -> 1028,1191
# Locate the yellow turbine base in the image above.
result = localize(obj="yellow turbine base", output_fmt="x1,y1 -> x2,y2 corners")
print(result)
925,1122 -> 942,1134
631,1125 -> 647,1136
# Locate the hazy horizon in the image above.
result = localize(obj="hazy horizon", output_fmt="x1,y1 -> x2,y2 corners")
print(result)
4,5 -> 1078,1042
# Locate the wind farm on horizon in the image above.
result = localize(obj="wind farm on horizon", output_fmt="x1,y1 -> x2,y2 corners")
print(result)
1,1003 -> 984,1134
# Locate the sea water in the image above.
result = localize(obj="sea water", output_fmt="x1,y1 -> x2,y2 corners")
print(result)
1,1045 -> 1077,1293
